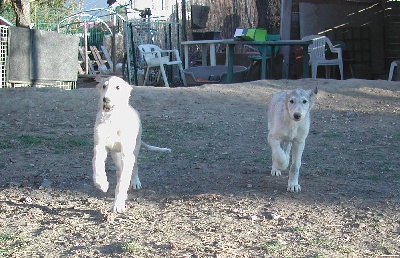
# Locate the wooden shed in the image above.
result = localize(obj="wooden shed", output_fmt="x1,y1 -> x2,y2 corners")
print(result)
281,0 -> 396,79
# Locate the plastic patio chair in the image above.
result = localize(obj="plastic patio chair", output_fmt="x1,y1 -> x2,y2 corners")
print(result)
302,35 -> 343,80
388,60 -> 400,81
137,44 -> 187,87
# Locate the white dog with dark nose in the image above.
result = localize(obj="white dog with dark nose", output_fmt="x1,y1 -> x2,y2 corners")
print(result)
267,88 -> 318,192
92,76 -> 171,212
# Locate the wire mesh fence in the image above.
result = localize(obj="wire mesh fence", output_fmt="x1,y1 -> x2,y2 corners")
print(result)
124,19 -> 182,86
0,1 -> 259,87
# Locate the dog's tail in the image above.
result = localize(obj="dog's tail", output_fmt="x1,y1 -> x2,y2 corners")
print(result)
141,141 -> 171,152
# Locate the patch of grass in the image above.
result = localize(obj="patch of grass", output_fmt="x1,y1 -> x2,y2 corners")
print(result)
291,226 -> 308,233
309,254 -> 327,258
121,241 -> 148,255
311,237 -> 335,249
14,134 -> 92,154
310,236 -> 350,253
171,122 -> 211,135
52,136 -> 92,152
18,135 -> 46,146
322,132 -> 341,138
0,140 -> 13,149
393,173 -> 400,181
378,240 -> 395,254
363,174 -> 382,181
263,239 -> 284,255
253,155 -> 267,164
0,233 -> 29,257
138,152 -> 170,163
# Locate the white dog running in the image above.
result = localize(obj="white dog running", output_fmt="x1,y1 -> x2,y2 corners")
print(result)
267,87 -> 318,192
92,76 -> 171,213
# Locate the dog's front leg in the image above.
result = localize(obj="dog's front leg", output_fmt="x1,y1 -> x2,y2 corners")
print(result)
112,153 -> 135,213
92,144 -> 109,192
287,140 -> 305,192
269,138 -> 289,176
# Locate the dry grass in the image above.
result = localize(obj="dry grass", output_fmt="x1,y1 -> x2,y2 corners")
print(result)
0,78 -> 399,257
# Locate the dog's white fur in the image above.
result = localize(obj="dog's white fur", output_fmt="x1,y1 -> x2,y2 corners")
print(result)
92,76 -> 171,212
267,88 -> 317,192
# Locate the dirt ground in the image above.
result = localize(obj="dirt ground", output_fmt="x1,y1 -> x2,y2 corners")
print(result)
0,78 -> 399,257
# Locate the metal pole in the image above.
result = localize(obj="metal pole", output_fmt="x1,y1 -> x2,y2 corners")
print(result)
111,14 -> 117,73
181,0 -> 187,41
130,23 -> 138,86
280,0 -> 292,79
84,21 -> 89,74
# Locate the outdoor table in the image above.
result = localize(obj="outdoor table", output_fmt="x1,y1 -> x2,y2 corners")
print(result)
181,39 -> 224,69
223,39 -> 313,83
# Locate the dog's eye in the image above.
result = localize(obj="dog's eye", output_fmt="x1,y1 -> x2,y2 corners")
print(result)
102,85 -> 106,89
290,99 -> 294,104
116,86 -> 120,90
303,100 -> 308,104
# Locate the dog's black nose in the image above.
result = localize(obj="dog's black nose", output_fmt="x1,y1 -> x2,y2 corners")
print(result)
103,97 -> 110,103
294,113 -> 301,120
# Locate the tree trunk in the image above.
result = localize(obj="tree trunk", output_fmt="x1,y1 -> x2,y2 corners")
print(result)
255,0 -> 281,34
12,0 -> 31,27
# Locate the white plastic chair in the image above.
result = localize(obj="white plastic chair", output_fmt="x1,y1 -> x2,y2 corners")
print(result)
137,44 -> 187,87
302,35 -> 343,80
388,60 -> 400,81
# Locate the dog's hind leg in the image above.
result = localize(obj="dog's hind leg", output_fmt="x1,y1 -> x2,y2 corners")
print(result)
269,139 -> 289,176
283,142 -> 292,166
131,163 -> 141,189
93,145 -> 109,193
287,140 -> 305,192
131,132 -> 142,190
111,152 -> 123,183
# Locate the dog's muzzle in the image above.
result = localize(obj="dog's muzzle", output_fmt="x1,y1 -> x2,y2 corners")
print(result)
102,97 -> 114,112
293,113 -> 302,121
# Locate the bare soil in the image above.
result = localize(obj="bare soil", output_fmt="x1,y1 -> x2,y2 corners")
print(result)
0,78 -> 399,257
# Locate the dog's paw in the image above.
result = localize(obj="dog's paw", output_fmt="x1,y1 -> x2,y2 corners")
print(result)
93,176 -> 109,192
111,201 -> 126,213
287,184 -> 301,192
131,178 -> 142,190
271,168 -> 282,176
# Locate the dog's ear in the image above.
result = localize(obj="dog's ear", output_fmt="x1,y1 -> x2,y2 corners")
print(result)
312,87 -> 318,95
95,77 -> 107,90
284,90 -> 291,111
308,87 -> 318,108
95,76 -> 103,82
122,79 -> 133,93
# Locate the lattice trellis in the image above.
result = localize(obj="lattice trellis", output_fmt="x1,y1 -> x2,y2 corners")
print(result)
0,25 -> 8,88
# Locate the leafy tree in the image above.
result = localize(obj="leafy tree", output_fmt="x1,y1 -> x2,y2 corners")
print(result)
0,0 -> 31,27
0,0 -> 84,27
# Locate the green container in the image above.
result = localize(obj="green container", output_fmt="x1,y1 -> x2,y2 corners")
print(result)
234,28 -> 267,41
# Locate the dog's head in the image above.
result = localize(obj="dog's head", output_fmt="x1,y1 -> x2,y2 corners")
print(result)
285,87 -> 318,122
95,76 -> 132,112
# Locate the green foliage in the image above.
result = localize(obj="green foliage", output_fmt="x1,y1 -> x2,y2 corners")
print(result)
34,0 -> 65,9
1,0 -> 81,28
